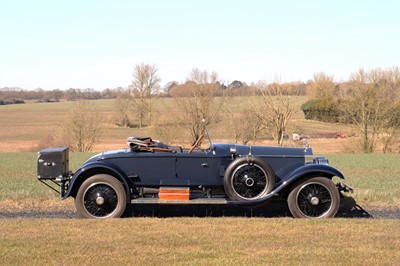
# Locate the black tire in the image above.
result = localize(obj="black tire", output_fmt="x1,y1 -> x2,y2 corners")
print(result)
287,177 -> 340,218
75,174 -> 127,219
223,157 -> 275,201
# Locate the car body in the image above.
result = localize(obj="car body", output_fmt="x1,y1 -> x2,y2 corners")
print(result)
37,134 -> 352,219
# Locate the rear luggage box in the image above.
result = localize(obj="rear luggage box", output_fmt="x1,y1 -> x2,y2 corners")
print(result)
37,147 -> 69,180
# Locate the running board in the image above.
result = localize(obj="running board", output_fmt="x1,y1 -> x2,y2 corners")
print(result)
131,198 -> 228,205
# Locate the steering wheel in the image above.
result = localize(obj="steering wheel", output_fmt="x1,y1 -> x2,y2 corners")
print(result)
188,134 -> 203,153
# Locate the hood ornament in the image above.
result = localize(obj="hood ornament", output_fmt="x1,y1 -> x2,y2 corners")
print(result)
303,137 -> 310,152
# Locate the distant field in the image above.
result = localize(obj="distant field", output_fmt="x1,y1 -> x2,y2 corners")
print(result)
0,97 -> 355,153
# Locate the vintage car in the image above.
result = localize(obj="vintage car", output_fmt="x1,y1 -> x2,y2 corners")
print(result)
37,129 -> 352,219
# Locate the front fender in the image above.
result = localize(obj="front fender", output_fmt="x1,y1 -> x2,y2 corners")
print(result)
62,161 -> 129,199
282,163 -> 344,183
227,164 -> 344,207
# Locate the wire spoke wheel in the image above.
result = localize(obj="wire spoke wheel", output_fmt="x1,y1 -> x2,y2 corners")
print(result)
224,157 -> 275,201
296,183 -> 332,217
83,183 -> 119,217
75,174 -> 127,219
288,177 -> 340,218
232,164 -> 268,199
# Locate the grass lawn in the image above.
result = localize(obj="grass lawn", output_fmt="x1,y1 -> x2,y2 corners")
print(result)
1,218 -> 399,265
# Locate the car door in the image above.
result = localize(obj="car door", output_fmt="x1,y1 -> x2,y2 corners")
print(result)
116,152 -> 176,186
175,152 -> 208,186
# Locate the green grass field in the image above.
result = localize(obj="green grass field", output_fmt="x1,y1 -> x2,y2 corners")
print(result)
329,154 -> 400,206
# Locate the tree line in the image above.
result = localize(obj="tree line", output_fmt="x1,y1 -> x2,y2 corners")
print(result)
0,87 -> 124,105
0,79 -> 307,105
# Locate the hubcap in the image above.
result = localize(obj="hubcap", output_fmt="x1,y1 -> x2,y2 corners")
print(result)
310,196 -> 320,206
96,195 -> 105,205
244,175 -> 255,187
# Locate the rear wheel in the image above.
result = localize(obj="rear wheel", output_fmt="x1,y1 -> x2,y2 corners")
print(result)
224,157 -> 275,201
287,177 -> 340,218
75,174 -> 127,219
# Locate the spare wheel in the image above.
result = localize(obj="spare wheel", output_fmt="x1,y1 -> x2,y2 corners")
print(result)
223,157 -> 275,201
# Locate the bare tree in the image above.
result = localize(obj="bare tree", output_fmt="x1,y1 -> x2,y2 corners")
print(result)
252,79 -> 297,146
307,72 -> 337,99
173,68 -> 224,142
381,67 -> 400,153
58,101 -> 102,152
339,68 -> 400,153
130,63 -> 161,128
226,96 -> 263,145
113,91 -> 134,127
382,113 -> 400,154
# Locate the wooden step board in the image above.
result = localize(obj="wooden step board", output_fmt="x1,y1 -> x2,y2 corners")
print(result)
159,187 -> 190,201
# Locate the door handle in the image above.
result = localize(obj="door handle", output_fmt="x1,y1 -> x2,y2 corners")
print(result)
201,163 -> 209,168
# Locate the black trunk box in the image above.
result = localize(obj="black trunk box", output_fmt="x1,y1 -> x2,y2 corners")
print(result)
37,147 -> 69,180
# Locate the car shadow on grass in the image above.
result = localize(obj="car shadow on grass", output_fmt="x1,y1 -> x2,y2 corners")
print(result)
335,195 -> 373,218
0,196 -> 375,219
124,196 -> 373,219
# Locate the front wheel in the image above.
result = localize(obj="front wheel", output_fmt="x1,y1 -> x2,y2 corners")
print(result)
287,177 -> 340,218
75,174 -> 127,219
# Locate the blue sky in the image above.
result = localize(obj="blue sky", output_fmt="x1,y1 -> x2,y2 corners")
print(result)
1,0 -> 399,90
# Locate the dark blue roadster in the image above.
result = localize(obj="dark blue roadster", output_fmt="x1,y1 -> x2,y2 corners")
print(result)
37,131 -> 352,219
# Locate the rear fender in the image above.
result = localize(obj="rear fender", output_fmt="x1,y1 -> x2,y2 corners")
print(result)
62,161 -> 130,200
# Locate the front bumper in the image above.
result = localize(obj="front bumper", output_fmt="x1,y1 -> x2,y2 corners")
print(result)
337,182 -> 354,194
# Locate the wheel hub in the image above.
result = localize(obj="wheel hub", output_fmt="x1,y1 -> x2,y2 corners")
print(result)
96,194 -> 105,205
244,175 -> 255,187
310,196 -> 320,206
